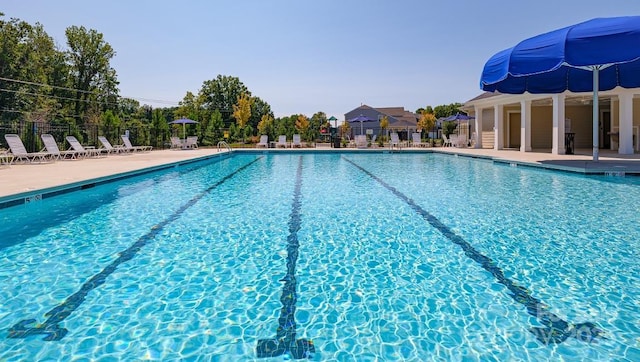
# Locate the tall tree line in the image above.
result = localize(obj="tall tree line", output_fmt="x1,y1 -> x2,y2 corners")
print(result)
1,13 -> 465,149
0,13 -> 118,125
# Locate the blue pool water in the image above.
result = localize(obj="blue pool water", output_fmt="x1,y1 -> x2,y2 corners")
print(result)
0,152 -> 639,361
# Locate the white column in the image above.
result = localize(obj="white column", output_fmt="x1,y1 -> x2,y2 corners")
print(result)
619,92 -> 634,155
552,94 -> 565,155
494,104 -> 504,150
474,106 -> 483,148
520,100 -> 532,152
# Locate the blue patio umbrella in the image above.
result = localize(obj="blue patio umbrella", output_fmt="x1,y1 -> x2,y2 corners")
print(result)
443,113 -> 475,137
443,113 -> 475,122
169,118 -> 198,140
480,16 -> 640,161
347,114 -> 375,135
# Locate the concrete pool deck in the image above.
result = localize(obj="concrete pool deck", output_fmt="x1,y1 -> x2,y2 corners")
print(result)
1,146 -> 639,204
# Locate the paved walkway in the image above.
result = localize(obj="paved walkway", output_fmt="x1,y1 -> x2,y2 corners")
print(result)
0,149 -> 224,200
1,146 -> 639,203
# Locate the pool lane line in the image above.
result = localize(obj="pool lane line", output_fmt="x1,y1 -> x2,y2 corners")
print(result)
7,156 -> 264,342
256,156 -> 315,360
343,157 -> 604,345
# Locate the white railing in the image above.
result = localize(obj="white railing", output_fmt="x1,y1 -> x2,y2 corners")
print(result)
217,141 -> 232,152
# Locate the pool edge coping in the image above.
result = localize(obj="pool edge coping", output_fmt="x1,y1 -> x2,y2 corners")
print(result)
0,152 -> 230,209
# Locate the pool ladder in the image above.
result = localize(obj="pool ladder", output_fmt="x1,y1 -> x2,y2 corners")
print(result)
217,141 -> 232,153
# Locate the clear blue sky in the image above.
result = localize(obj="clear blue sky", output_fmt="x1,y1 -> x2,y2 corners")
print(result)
4,1 -> 639,119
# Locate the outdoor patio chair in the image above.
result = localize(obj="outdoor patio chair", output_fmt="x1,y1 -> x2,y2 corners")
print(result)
256,135 -> 269,148
442,134 -> 452,147
355,134 -> 367,148
390,133 -> 401,149
276,135 -> 288,148
369,134 -> 377,147
4,134 -> 53,163
170,136 -> 184,149
184,136 -> 198,149
121,135 -> 152,152
292,134 -> 302,148
449,134 -> 458,147
98,136 -> 127,154
411,133 -> 425,148
66,136 -> 101,158
41,134 -> 80,160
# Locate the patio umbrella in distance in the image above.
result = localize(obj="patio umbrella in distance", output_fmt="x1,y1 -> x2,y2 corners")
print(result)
169,118 -> 198,140
347,114 -> 375,135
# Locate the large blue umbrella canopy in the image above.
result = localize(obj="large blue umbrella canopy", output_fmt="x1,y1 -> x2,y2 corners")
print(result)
169,118 -> 198,139
480,16 -> 640,160
347,114 -> 375,135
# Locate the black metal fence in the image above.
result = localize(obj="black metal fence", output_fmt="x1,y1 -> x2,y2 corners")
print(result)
0,121 -> 170,152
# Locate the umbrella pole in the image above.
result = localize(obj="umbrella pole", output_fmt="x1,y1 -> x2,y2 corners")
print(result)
592,67 -> 599,162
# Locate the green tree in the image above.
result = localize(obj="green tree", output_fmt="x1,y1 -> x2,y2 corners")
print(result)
309,112 -> 326,142
249,96 -> 273,132
65,25 -> 116,123
433,103 -> 463,119
100,109 -> 121,142
0,14 -> 61,121
199,75 -> 250,127
442,121 -> 457,137
208,109 -> 224,144
151,108 -> 169,148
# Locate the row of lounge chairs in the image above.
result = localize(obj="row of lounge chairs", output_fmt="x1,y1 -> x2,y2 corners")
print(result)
2,134 -> 152,164
256,134 -> 303,148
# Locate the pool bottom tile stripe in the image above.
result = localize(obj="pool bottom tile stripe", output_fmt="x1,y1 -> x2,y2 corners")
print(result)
343,157 -> 604,345
7,156 -> 263,342
256,156 -> 315,360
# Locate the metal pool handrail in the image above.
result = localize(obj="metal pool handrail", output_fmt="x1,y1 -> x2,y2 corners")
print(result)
217,141 -> 231,152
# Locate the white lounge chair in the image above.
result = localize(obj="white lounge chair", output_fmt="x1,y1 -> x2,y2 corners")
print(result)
98,136 -> 127,154
66,136 -> 101,158
390,133 -> 401,149
292,134 -> 302,148
370,134 -> 377,147
256,135 -> 269,148
41,134 -> 80,160
276,135 -> 288,148
411,133 -> 425,148
121,135 -> 152,152
4,134 -> 53,163
355,134 -> 367,148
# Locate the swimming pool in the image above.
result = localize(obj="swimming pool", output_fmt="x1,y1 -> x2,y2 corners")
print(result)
0,152 -> 638,361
